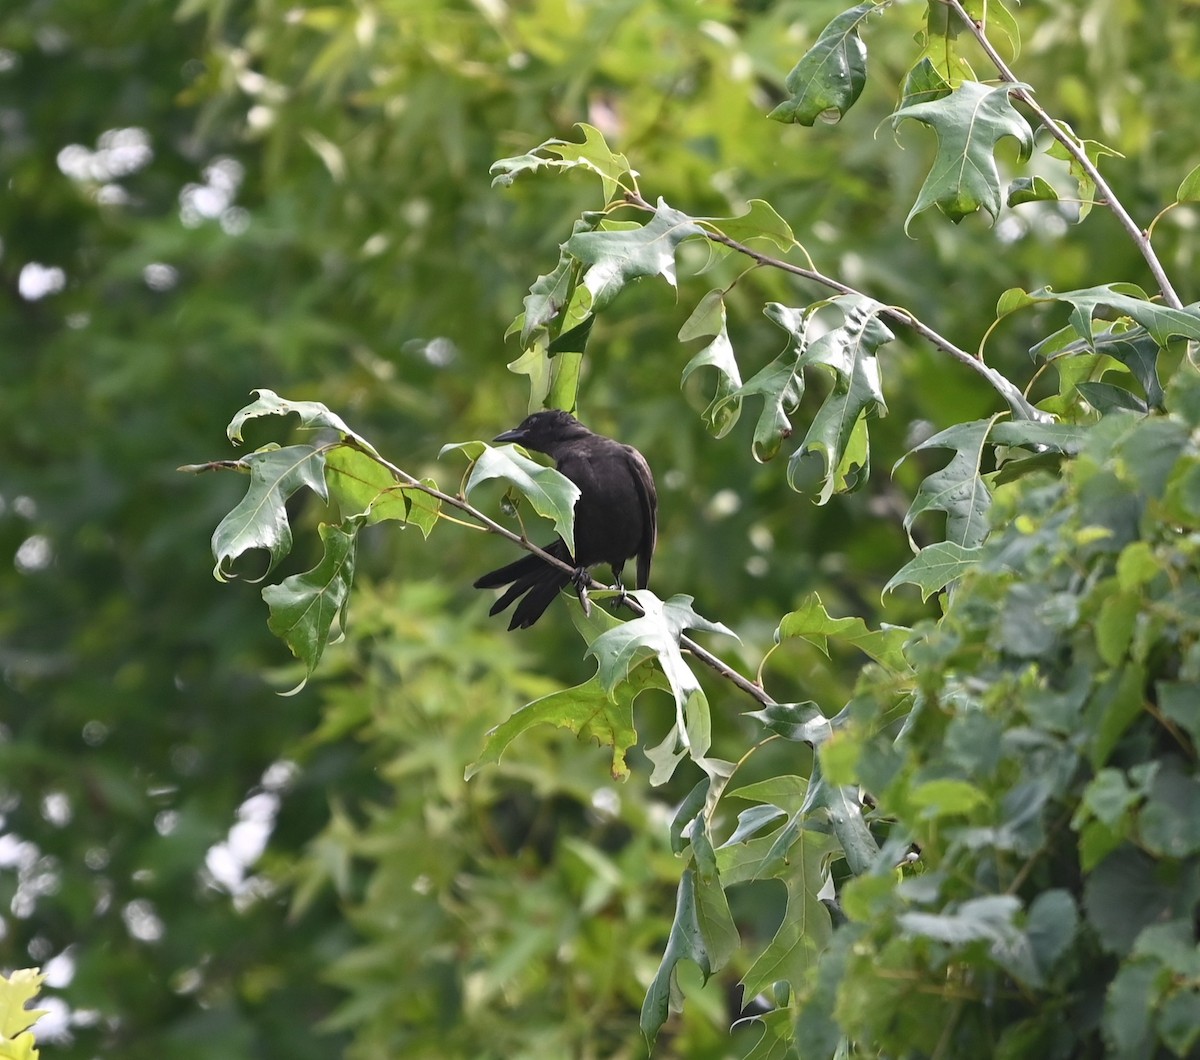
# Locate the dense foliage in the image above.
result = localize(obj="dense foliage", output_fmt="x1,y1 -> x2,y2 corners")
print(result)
3,0 -> 1199,1057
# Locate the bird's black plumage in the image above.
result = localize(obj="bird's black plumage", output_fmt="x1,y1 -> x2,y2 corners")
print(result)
474,410 -> 657,630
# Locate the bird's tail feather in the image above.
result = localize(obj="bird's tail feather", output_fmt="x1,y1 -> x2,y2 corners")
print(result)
474,540 -> 573,629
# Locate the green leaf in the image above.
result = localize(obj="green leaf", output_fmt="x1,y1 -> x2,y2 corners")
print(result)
262,518 -> 360,692
1046,125 -> 1122,220
1077,768 -> 1139,829
900,895 -> 1040,985
505,344 -> 584,418
1076,381 -> 1147,415
740,828 -> 836,997
1084,848 -> 1181,956
1007,175 -> 1059,206
909,778 -> 988,818
811,769 -> 878,875
587,592 -> 733,758
1157,680 -> 1200,749
1138,760 -> 1200,857
1089,664 -> 1145,769
716,302 -> 809,462
564,199 -> 703,309
466,663 -> 666,782
444,441 -> 582,555
745,701 -> 834,746
640,866 -> 739,1047
899,57 -> 952,109
892,81 -> 1034,229
698,199 -> 796,251
1176,161 -> 1200,202
726,775 -> 812,816
517,220 -> 593,349
325,445 -> 439,534
1026,283 -> 1200,348
883,541 -> 982,599
1095,589 -> 1139,666
896,417 -> 998,550
967,0 -> 1021,61
774,592 -> 910,673
680,290 -> 743,438
989,420 -> 1089,454
227,388 -> 377,455
0,969 -> 47,1050
768,2 -> 875,126
787,294 -> 892,503
211,445 -> 328,582
1025,890 -> 1078,974
489,122 -> 633,202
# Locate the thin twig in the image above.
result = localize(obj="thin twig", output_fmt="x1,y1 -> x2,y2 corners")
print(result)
944,0 -> 1183,309
623,190 -> 1047,422
350,439 -> 778,708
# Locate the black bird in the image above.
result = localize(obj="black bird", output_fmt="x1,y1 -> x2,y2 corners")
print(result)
474,410 -> 658,630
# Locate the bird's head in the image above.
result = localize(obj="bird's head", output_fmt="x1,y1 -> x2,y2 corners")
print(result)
492,409 -> 590,455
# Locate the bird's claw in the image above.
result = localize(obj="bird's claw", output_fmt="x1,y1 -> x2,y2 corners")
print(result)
572,567 -> 591,618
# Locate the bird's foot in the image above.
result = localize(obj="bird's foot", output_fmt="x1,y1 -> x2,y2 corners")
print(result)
571,567 -> 592,618
610,575 -> 634,612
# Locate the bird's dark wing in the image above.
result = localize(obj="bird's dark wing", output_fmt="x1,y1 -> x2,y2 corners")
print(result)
624,444 -> 657,589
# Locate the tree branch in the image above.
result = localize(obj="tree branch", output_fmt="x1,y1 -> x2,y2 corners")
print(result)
622,190 -> 1048,423
944,0 -> 1183,310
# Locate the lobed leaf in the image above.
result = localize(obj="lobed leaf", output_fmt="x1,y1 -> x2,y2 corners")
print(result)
896,417 -> 998,550
489,122 -> 634,202
787,294 -> 892,503
211,445 -> 328,582
716,302 -> 809,462
680,290 -> 743,437
325,445 -> 439,534
774,592 -> 910,673
262,518 -> 361,694
588,592 -> 733,761
892,81 -> 1034,229
443,441 -> 581,555
564,198 -> 704,308
883,541 -> 982,599
466,664 -> 666,782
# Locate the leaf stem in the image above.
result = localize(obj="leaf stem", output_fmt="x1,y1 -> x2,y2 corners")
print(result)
943,0 -> 1183,310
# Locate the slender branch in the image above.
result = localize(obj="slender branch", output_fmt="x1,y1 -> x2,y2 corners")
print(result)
944,0 -> 1183,310
349,439 -> 777,708
624,190 -> 1047,422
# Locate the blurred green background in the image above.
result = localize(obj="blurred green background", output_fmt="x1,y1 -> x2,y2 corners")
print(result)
1,0 -> 1197,1055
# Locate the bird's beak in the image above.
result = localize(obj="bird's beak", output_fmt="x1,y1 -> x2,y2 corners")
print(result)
492,427 -> 527,444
